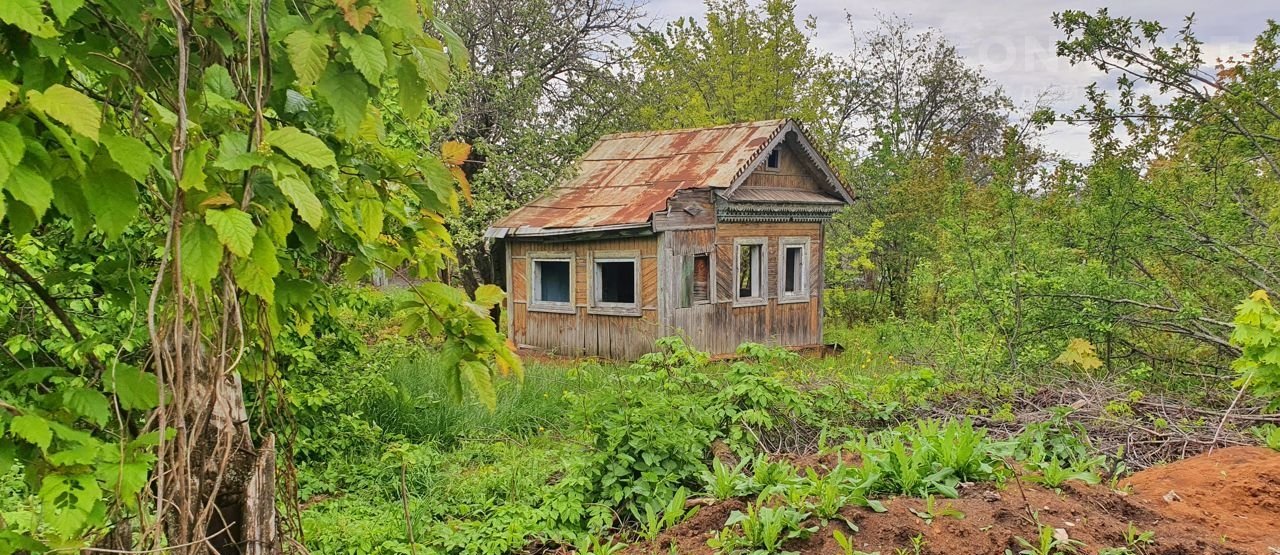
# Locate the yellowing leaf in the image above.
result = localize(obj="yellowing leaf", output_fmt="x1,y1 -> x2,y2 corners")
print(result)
1055,338 -> 1102,371
28,84 -> 101,141
473,284 -> 504,309
449,165 -> 471,204
335,0 -> 377,32
199,191 -> 237,209
441,140 -> 470,166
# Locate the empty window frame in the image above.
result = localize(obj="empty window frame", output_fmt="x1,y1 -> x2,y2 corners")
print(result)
778,237 -> 810,302
529,253 -> 574,313
679,253 -> 712,308
765,146 -> 781,170
590,251 -> 641,316
734,238 -> 767,306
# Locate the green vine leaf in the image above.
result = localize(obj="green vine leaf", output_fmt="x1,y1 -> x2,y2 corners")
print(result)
4,164 -> 54,219
81,165 -> 139,239
10,414 -> 53,451
62,387 -> 110,427
0,0 -> 58,38
232,230 -> 280,302
100,132 -> 154,182
204,207 -> 256,258
340,33 -> 387,83
179,221 -> 223,290
0,121 -> 25,185
264,127 -> 336,168
316,68 -> 369,133
278,176 -> 324,228
27,84 -> 101,142
105,364 -> 158,411
284,29 -> 331,88
47,0 -> 86,25
378,0 -> 423,34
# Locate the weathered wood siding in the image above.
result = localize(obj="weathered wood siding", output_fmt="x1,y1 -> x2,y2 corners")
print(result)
740,142 -> 827,194
660,221 -> 825,355
652,188 -> 716,231
507,236 -> 661,359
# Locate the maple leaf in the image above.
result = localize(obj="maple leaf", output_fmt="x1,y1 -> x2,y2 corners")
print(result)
1055,338 -> 1103,371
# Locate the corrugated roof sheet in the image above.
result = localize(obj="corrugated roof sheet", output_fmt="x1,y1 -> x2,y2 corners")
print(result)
491,119 -> 848,235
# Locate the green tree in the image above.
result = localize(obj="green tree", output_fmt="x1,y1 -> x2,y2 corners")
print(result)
438,0 -> 642,292
628,0 -> 843,141
0,0 -> 516,552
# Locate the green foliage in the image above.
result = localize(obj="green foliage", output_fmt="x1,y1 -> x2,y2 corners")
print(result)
907,495 -> 965,525
710,497 -> 816,555
1010,523 -> 1084,555
703,458 -> 752,500
628,0 -> 844,144
632,487 -> 698,541
1229,291 -> 1280,408
0,0 -> 518,549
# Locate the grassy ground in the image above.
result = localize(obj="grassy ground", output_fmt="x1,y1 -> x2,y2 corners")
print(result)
292,322 -> 1273,555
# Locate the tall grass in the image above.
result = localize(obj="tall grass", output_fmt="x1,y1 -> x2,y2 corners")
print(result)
359,352 -> 623,444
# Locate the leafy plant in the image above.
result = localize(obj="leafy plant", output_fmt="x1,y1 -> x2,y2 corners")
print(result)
832,529 -> 880,555
703,458 -> 752,500
1024,456 -> 1103,489
907,495 -> 965,525
633,487 -> 699,541
1230,291 -> 1280,408
1011,524 -> 1084,555
710,498 -> 816,554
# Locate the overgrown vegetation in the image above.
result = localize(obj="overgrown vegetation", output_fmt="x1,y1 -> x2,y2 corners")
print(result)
2,0 -> 1279,553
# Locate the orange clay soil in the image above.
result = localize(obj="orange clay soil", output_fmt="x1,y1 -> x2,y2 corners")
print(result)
623,446 -> 1280,555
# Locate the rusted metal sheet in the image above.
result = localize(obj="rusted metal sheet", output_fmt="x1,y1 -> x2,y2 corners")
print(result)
492,120 -> 789,233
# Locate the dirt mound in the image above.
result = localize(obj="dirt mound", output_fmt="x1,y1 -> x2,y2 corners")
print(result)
625,447 -> 1280,555
1122,446 -> 1280,551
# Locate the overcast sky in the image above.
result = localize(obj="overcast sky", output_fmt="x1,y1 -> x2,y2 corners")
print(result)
640,0 -> 1274,160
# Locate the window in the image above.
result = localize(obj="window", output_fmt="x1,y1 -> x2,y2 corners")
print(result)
679,253 -> 711,308
778,237 -> 810,302
734,238 -> 766,305
529,254 -> 574,313
590,251 -> 641,316
765,147 -> 781,170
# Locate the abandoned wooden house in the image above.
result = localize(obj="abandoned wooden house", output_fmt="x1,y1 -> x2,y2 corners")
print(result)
484,119 -> 855,359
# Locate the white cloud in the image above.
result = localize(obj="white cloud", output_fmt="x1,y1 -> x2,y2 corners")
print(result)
639,0 -> 1273,161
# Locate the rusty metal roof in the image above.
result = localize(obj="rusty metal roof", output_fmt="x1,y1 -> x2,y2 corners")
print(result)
489,119 -> 849,237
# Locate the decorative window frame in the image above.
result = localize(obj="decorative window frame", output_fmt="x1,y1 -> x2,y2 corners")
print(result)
528,251 -> 576,314
733,237 -> 768,307
588,250 -> 642,317
777,236 -> 811,304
